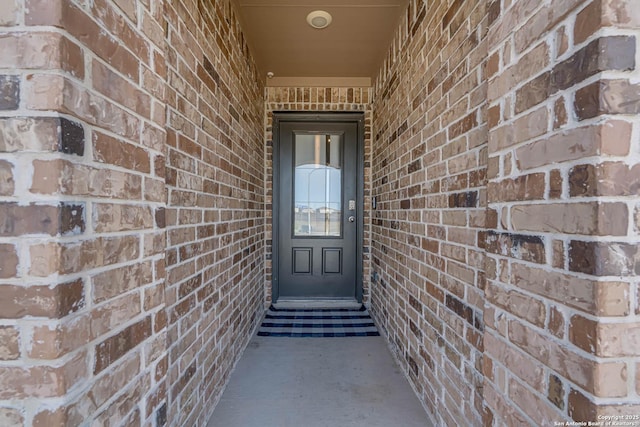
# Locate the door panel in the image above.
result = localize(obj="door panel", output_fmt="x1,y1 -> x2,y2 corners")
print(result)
292,248 -> 312,274
323,248 -> 342,274
278,121 -> 358,299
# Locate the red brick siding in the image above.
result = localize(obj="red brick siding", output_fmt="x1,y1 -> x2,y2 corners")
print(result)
164,1 -> 265,426
371,1 -> 488,425
486,0 -> 640,423
0,0 -> 167,424
2,0 -> 639,425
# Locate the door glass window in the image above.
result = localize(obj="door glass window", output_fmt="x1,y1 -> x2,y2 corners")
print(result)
294,134 -> 342,237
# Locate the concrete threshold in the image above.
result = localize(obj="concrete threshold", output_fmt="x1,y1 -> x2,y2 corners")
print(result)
272,299 -> 362,310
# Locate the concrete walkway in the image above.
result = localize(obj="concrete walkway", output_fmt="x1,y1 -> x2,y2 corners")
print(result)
207,335 -> 434,427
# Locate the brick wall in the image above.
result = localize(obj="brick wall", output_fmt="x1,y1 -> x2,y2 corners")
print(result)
486,0 -> 640,424
370,1 -> 488,425
0,0 -> 167,424
3,0 -> 639,425
0,0 -> 265,425
164,1 -> 265,426
264,87 -> 373,304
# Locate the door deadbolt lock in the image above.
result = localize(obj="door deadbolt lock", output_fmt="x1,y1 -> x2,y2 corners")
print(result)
348,216 -> 355,223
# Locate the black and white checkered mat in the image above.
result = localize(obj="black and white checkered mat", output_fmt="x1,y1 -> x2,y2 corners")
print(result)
257,305 -> 380,337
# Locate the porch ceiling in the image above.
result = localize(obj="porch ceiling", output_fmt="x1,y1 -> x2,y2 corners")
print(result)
232,0 -> 409,80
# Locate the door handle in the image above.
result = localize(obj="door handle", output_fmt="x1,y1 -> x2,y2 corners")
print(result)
348,216 -> 355,223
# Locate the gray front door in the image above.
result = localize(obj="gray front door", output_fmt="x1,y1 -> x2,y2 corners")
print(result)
276,119 -> 359,299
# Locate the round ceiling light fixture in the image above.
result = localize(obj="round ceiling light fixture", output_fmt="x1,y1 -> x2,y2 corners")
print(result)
306,10 -> 332,29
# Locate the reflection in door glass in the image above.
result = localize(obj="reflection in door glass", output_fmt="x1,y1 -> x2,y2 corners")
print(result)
294,134 -> 342,236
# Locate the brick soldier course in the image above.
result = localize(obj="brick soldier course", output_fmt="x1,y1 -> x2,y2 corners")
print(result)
0,0 -> 638,426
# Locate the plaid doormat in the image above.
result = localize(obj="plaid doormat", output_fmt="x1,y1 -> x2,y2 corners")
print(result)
257,305 -> 380,337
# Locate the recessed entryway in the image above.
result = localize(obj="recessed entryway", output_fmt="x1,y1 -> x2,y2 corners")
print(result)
272,113 -> 365,302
